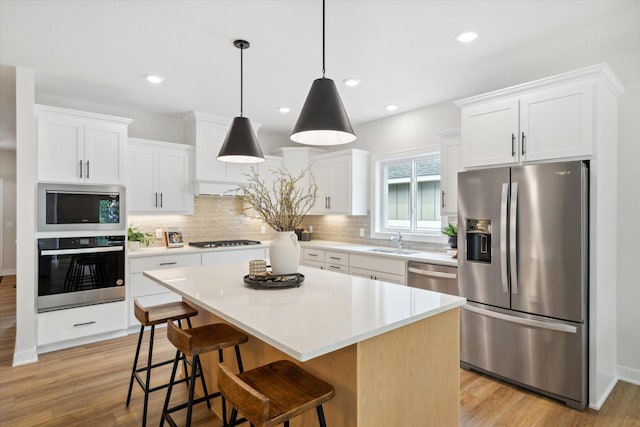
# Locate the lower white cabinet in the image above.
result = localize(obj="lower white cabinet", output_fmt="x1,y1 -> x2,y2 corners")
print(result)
37,301 -> 126,348
349,254 -> 407,285
201,248 -> 267,266
302,248 -> 349,274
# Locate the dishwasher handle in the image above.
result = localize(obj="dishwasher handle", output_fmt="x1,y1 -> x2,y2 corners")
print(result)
408,267 -> 457,280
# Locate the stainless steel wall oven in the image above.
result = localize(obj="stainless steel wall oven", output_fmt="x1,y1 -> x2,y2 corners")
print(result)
37,235 -> 125,312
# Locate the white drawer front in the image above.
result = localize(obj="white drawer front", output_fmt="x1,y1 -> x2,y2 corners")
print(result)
202,248 -> 266,266
128,292 -> 182,327
129,253 -> 201,274
350,254 -> 406,275
324,263 -> 349,274
303,248 -> 325,262
303,259 -> 325,270
130,273 -> 173,297
324,251 -> 348,266
37,301 -> 126,346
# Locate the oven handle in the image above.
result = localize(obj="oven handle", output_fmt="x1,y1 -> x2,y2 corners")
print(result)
41,246 -> 124,256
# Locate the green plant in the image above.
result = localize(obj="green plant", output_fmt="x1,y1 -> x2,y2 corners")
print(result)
128,226 -> 152,247
238,167 -> 318,231
442,223 -> 458,237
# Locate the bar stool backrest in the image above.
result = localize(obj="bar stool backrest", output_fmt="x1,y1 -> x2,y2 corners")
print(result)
166,319 -> 194,356
218,363 -> 269,425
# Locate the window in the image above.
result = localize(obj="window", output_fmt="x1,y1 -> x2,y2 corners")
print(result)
373,151 -> 442,239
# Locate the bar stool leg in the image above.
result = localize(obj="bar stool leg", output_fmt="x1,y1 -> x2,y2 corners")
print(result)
185,355 -> 200,427
126,325 -> 145,406
160,350 -> 181,427
141,324 -> 156,427
316,405 -> 327,427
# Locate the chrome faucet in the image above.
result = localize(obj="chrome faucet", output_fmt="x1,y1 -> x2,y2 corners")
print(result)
390,231 -> 403,250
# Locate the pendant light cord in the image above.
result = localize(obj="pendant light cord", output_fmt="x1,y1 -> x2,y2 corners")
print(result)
240,45 -> 244,117
322,0 -> 326,78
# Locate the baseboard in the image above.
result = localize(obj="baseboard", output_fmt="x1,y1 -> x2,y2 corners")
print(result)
589,375 -> 619,410
618,364 -> 640,386
12,348 -> 38,366
1,268 -> 16,276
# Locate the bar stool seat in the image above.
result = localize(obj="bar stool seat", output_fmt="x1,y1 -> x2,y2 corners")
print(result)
126,300 -> 198,427
218,360 -> 335,427
161,320 -> 249,427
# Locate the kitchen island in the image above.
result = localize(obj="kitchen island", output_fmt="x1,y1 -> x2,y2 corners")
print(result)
144,263 -> 465,426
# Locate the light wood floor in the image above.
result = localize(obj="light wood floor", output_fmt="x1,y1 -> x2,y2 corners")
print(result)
1,274 -> 639,426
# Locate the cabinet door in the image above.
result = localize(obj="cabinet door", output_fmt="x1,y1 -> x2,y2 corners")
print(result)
461,98 -> 519,168
158,150 -> 190,212
127,148 -> 158,212
326,158 -> 351,213
37,115 -> 85,183
193,120 -> 228,182
84,122 -> 126,184
440,134 -> 461,216
308,162 -> 330,214
519,82 -> 593,162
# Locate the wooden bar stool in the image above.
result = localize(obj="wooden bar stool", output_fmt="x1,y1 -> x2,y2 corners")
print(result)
161,320 -> 249,427
126,299 -> 198,427
218,360 -> 335,427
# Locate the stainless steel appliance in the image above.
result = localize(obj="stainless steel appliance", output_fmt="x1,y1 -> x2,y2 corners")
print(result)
38,235 -> 126,312
188,240 -> 261,248
407,261 -> 458,296
37,183 -> 125,232
458,160 -> 588,409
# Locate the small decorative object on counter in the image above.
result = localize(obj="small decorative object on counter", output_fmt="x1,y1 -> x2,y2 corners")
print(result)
164,228 -> 184,248
243,273 -> 305,289
442,223 -> 458,249
249,259 -> 267,277
128,225 -> 152,250
300,231 -> 311,241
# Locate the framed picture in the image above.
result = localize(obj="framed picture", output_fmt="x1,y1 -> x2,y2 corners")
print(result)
164,229 -> 184,248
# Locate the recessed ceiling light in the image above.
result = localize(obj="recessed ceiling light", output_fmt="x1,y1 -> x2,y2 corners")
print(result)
385,104 -> 398,112
456,31 -> 478,43
146,75 -> 164,84
343,77 -> 361,87
278,106 -> 291,114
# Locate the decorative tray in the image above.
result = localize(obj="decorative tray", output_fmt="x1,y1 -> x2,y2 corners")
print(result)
243,273 -> 305,290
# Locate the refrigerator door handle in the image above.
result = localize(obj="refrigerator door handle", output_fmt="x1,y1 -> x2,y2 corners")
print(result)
510,182 -> 519,295
462,304 -> 578,334
500,183 -> 509,293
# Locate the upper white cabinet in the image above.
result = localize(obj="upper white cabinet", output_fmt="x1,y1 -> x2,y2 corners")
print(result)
184,111 -> 264,195
127,138 -> 194,214
308,149 -> 369,215
36,105 -> 132,184
438,129 -> 461,216
456,64 -> 622,169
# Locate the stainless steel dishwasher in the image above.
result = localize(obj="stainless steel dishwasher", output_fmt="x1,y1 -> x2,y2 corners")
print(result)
407,261 -> 458,296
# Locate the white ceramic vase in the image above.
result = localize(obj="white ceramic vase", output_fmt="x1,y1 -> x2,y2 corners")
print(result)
269,231 -> 300,275
128,241 -> 141,251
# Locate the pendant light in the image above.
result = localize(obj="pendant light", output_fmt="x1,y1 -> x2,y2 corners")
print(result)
290,0 -> 356,145
218,39 -> 265,163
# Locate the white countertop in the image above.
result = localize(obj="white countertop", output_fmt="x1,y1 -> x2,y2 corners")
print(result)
127,243 -> 269,258
144,263 -> 465,362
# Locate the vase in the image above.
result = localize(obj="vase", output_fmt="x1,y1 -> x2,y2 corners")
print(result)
448,236 -> 458,249
128,241 -> 141,251
269,231 -> 301,275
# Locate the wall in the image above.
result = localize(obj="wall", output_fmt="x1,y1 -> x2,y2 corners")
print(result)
617,88 -> 640,385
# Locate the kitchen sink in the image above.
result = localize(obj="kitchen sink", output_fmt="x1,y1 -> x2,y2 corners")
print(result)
367,248 -> 419,255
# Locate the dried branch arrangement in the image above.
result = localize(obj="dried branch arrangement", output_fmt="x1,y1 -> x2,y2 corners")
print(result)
238,168 -> 318,231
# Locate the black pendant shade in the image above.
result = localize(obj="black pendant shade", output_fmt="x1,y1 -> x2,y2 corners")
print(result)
217,39 -> 265,164
290,77 -> 356,145
217,116 -> 264,163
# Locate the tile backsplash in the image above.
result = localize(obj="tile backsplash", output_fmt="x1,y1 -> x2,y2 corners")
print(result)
129,195 -> 448,252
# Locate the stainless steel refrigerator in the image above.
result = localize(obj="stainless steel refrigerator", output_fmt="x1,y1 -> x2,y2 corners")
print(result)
457,160 -> 588,410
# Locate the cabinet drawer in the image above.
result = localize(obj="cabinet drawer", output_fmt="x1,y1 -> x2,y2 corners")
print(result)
350,254 -> 406,275
129,253 -> 201,273
202,248 -> 266,266
303,259 -> 325,270
324,263 -> 349,274
130,273 -> 173,297
324,251 -> 348,266
128,292 -> 182,328
303,248 -> 325,262
37,301 -> 126,346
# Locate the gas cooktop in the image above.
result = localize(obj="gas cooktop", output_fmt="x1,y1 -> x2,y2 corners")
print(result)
188,240 -> 261,249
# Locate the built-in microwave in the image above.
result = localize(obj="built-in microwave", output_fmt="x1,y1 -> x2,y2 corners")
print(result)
37,183 -> 125,232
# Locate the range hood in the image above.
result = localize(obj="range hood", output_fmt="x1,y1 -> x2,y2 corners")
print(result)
184,111 -> 262,196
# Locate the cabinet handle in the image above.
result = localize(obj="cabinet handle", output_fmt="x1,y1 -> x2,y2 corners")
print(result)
441,190 -> 446,209
325,196 -> 328,209
73,321 -> 96,327
79,160 -> 83,178
511,133 -> 516,157
329,256 -> 341,260
159,261 -> 177,266
160,192 -> 163,208
327,196 -> 331,209
86,160 -> 90,179
521,132 -> 526,155
308,253 -> 318,257
328,265 -> 340,270
155,192 -> 158,208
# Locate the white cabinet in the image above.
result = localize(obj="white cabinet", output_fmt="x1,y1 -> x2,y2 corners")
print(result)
37,301 -> 126,349
349,254 -> 406,285
456,69 -> 604,169
36,105 -> 132,184
301,248 -> 349,274
201,248 -> 267,266
127,138 -> 194,214
439,130 -> 461,216
308,149 -> 369,215
128,252 -> 201,328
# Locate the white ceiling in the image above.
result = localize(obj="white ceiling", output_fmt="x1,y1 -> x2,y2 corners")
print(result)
1,0 -> 639,135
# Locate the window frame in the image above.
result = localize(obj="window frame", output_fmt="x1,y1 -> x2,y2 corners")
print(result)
371,147 -> 447,244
